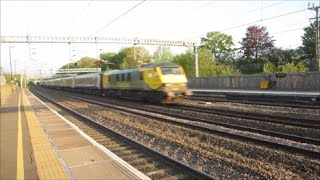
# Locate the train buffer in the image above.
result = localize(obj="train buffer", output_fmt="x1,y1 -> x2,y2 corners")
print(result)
0,88 -> 149,180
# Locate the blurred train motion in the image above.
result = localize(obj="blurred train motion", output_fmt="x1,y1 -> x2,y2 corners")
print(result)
40,63 -> 192,103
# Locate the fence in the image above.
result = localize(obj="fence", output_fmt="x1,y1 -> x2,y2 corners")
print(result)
188,71 -> 320,91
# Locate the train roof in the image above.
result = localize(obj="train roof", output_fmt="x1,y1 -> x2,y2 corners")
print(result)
74,72 -> 100,78
41,63 -> 182,80
102,63 -> 181,75
140,62 -> 180,68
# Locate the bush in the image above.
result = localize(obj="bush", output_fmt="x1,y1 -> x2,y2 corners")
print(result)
279,62 -> 309,73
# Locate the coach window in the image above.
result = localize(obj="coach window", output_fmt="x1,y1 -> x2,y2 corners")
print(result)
121,74 -> 125,81
127,73 -> 131,81
116,74 -> 119,81
139,71 -> 143,80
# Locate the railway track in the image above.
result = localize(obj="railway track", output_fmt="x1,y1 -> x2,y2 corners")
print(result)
31,88 -> 216,180
167,104 -> 320,130
33,87 -> 320,159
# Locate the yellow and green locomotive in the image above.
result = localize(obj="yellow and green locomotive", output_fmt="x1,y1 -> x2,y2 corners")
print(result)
40,63 -> 192,103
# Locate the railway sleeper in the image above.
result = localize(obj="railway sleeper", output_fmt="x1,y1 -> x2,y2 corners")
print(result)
129,157 -> 154,166
82,125 -> 105,131
146,168 -> 173,179
88,133 -> 108,139
114,149 -> 140,156
94,138 -> 111,143
121,153 -> 145,161
105,143 -> 128,149
158,174 -> 185,180
80,128 -> 101,134
109,146 -> 132,152
136,162 -> 162,172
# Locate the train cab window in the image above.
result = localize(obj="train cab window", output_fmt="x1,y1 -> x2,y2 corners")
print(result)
116,74 -> 120,81
153,68 -> 158,77
127,73 -> 131,81
160,67 -> 181,75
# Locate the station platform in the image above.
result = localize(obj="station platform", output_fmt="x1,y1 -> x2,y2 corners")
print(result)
1,88 -> 148,180
190,89 -> 320,97
190,89 -> 320,104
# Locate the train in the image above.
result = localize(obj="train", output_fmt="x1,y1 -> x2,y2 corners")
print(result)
40,62 -> 192,103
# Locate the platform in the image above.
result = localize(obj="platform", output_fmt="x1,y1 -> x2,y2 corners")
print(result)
190,89 -> 320,104
190,89 -> 320,97
1,88 -> 149,180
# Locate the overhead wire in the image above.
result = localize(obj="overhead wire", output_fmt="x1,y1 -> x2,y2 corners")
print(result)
68,0 -> 94,36
246,0 -> 288,14
273,27 -> 304,35
219,8 -> 307,32
89,0 -> 146,37
183,3 -> 303,41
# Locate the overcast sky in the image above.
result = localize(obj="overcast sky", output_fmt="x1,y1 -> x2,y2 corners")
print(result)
1,0 -> 319,77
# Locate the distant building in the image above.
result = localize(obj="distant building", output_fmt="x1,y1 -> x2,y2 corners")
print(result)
0,67 -> 7,85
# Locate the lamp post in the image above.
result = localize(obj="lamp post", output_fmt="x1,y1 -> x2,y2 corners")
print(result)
14,59 -> 17,84
9,46 -> 14,83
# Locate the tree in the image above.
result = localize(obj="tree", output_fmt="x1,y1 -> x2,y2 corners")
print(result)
173,50 -> 195,77
200,32 -> 235,63
120,46 -> 151,69
240,25 -> 275,60
263,61 -> 276,74
279,62 -> 309,73
173,47 -> 237,77
261,48 -> 302,67
100,52 -> 117,70
108,52 -> 125,70
198,47 -> 237,76
198,47 -> 217,76
60,57 -> 101,69
299,23 -> 316,69
152,46 -> 173,63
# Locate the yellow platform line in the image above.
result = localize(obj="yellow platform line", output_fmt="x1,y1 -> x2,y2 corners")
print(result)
22,90 -> 69,180
17,91 -> 24,180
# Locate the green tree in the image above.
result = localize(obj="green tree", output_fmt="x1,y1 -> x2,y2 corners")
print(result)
120,46 -> 151,69
108,52 -> 125,70
200,32 -> 235,63
215,64 -> 238,76
60,57 -> 101,69
100,52 -> 117,70
198,47 -> 217,76
279,62 -> 309,73
263,61 -> 276,74
152,46 -> 174,63
173,50 -> 195,77
299,23 -> 316,69
261,48 -> 302,67
173,47 -> 237,77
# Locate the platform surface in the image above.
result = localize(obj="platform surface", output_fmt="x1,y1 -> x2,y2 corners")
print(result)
1,89 -> 39,179
1,88 -> 148,180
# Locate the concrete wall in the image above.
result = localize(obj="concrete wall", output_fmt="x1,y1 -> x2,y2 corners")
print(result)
188,71 -> 320,91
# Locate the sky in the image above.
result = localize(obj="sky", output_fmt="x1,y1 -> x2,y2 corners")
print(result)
1,0 -> 319,77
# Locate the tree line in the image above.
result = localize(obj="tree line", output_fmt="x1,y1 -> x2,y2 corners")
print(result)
60,23 -> 316,77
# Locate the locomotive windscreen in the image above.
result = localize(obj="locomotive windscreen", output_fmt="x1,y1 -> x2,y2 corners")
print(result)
160,67 -> 181,75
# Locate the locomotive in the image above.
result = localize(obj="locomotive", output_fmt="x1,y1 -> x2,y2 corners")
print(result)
40,63 -> 192,103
